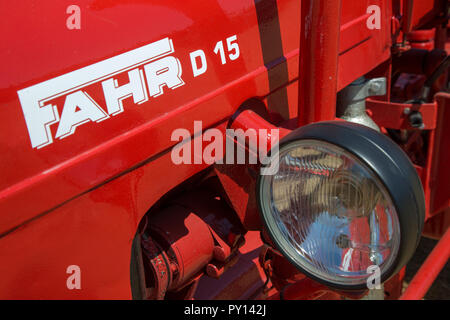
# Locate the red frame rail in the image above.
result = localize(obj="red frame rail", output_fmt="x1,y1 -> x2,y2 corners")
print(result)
400,227 -> 450,300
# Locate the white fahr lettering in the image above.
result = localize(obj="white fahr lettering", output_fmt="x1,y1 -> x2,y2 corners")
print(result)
101,69 -> 148,116
144,56 -> 185,97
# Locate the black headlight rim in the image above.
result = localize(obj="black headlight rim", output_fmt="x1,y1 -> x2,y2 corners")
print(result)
257,120 -> 425,291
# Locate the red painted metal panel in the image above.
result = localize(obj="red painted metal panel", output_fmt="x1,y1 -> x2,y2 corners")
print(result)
0,0 -> 275,299
297,0 -> 341,126
0,0 -> 269,236
338,0 -> 392,89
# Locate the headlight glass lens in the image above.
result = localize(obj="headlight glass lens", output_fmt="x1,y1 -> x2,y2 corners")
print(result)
259,140 -> 401,286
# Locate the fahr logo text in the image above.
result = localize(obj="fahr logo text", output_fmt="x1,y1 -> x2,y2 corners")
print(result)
17,38 -> 185,149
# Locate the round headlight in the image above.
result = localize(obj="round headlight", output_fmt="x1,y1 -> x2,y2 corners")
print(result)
257,121 -> 425,290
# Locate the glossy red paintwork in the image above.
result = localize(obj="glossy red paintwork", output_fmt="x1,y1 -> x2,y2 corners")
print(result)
1,0 -> 292,299
0,0 -> 447,299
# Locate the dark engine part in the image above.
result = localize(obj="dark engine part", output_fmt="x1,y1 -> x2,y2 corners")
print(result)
139,187 -> 245,300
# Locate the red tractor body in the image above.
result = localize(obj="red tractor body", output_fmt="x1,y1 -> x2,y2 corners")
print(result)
0,0 -> 448,299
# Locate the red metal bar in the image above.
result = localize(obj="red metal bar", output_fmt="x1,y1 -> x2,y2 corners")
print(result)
298,0 -> 342,126
400,227 -> 450,300
230,109 -> 291,145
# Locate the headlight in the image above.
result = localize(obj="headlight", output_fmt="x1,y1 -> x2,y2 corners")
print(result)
257,121 -> 425,290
